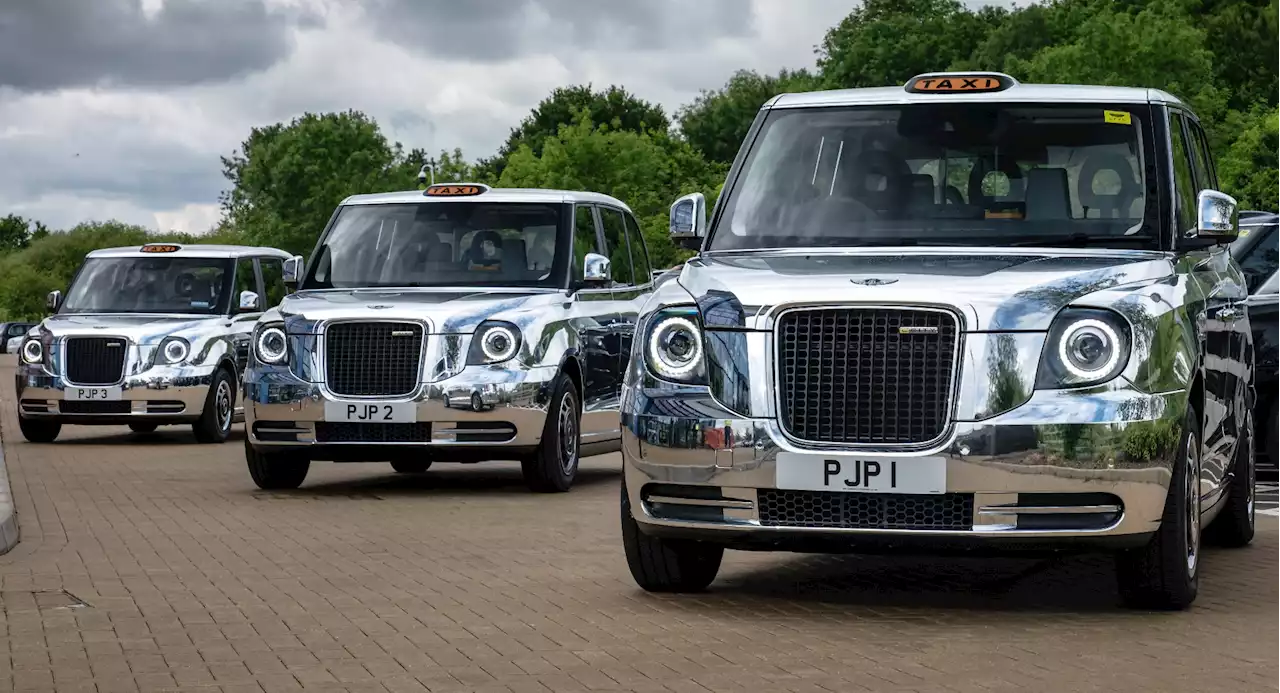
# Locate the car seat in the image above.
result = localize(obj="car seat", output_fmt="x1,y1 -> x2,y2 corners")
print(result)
1024,168 -> 1072,220
1078,153 -> 1141,219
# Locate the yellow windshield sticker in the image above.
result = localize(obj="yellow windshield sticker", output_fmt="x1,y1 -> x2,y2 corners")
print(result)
1104,110 -> 1132,125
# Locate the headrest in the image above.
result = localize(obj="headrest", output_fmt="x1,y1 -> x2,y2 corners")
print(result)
1024,167 -> 1072,220
1078,152 -> 1140,209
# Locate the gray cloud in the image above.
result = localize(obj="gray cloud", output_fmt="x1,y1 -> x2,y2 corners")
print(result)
363,0 -> 755,62
0,0 -> 312,91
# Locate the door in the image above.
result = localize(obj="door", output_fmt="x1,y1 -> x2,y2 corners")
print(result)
570,204 -> 619,437
228,258 -> 262,385
618,209 -> 656,371
597,205 -> 643,392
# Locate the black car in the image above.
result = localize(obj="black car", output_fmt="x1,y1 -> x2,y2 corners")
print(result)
1228,208 -> 1280,476
0,321 -> 35,354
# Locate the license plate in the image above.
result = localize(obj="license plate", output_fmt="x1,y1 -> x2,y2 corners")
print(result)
324,401 -> 416,423
66,386 -> 122,401
775,452 -> 946,494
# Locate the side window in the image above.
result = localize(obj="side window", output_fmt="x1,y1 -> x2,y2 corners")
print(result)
7,324 -> 26,337
1239,225 -> 1279,293
259,258 -> 287,308
1168,112 -> 1198,236
572,205 -> 600,279
599,207 -> 635,286
234,258 -> 258,306
1185,117 -> 1216,194
623,213 -> 653,282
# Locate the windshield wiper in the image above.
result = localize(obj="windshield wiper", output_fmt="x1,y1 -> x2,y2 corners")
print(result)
1009,233 -> 1154,247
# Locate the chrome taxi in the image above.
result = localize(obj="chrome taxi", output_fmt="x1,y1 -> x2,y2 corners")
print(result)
620,73 -> 1256,610
243,183 -> 659,492
15,243 -> 294,443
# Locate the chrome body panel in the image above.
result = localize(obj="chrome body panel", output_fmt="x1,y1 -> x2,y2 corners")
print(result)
766,84 -> 1182,110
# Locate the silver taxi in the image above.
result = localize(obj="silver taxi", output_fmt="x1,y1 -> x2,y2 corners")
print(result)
243,183 -> 658,492
620,73 -> 1256,610
15,243 -> 294,443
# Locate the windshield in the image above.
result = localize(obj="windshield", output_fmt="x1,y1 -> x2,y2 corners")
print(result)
61,257 -> 232,315
305,202 -> 570,289
711,103 -> 1159,251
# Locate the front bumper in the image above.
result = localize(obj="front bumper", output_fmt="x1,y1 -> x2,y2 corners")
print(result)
245,364 -> 557,459
15,362 -> 214,424
624,384 -> 1186,550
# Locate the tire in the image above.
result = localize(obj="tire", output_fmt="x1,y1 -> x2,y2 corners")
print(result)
520,372 -> 581,493
128,423 -> 159,434
621,480 -> 724,592
390,459 -> 432,474
1115,409 -> 1201,610
192,368 -> 235,444
18,416 -> 60,443
1204,411 -> 1256,547
245,439 -> 310,490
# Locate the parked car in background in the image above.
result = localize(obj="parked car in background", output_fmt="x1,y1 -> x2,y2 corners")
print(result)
6,335 -> 25,355
1233,207 -> 1280,476
242,183 -> 658,492
14,243 -> 295,444
620,72 -> 1255,611
0,322 -> 35,354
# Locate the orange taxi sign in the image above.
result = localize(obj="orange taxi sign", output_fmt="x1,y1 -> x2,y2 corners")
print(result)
140,244 -> 181,253
905,73 -> 1014,94
424,184 -> 488,197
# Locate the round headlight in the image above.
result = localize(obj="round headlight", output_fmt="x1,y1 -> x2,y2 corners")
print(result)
648,316 -> 703,380
256,326 -> 288,365
1058,318 -> 1120,378
480,326 -> 518,363
161,339 -> 189,365
21,338 -> 42,365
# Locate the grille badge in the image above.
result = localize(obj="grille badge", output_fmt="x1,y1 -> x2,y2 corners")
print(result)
106,342 -> 123,347
898,326 -> 940,335
850,277 -> 898,286
390,330 -> 415,337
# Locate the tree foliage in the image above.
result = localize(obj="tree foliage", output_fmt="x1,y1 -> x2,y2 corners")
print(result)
677,69 -> 820,164
0,214 -> 49,255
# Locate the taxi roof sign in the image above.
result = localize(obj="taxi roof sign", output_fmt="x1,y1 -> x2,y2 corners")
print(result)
905,72 -> 1016,94
424,183 -> 489,197
140,244 -> 181,253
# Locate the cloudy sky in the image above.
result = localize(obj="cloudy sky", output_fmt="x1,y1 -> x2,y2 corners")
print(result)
0,0 -> 1010,235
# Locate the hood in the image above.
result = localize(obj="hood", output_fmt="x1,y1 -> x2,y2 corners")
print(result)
680,248 -> 1174,331
277,287 -> 567,333
38,313 -> 223,344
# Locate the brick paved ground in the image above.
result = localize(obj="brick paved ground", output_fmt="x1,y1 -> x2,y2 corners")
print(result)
1,358 -> 1276,693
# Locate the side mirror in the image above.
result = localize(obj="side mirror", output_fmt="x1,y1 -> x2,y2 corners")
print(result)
238,291 -> 262,314
669,193 -> 707,251
46,290 -> 62,313
283,255 -> 304,292
1192,190 -> 1239,243
582,252 -> 612,285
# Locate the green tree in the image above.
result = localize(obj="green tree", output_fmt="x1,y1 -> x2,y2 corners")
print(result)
476,85 -> 669,181
1217,107 -> 1279,211
219,110 -> 416,256
677,68 -> 820,164
1198,0 -> 1278,112
498,114 -> 726,268
0,214 -> 49,254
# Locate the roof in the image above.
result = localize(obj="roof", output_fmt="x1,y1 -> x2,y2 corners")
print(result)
86,244 -> 294,260
766,74 -> 1184,110
340,187 -> 634,212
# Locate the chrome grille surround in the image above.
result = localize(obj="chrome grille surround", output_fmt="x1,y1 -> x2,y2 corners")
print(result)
63,336 -> 128,386
321,320 -> 426,398
773,304 -> 962,448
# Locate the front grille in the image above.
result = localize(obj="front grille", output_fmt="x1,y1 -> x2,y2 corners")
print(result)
315,422 -> 431,443
758,490 -> 973,530
65,337 -> 127,385
324,322 -> 423,397
59,401 -> 130,415
777,307 -> 959,445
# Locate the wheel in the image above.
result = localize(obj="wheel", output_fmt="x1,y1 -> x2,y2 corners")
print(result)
390,459 -> 432,474
1205,411 -> 1256,547
1115,409 -> 1201,610
18,416 -> 60,443
192,368 -> 235,444
520,372 -> 581,493
620,480 -> 723,592
245,439 -> 310,490
128,423 -> 159,434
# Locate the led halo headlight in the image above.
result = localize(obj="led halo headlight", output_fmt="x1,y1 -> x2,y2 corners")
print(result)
21,338 -> 42,365
1057,318 -> 1121,379
159,338 -> 190,365
480,325 -> 518,362
255,325 -> 288,365
646,311 -> 705,382
1036,308 -> 1131,389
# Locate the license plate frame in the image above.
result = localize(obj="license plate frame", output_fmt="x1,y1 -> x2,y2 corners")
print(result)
65,386 -> 123,402
323,401 -> 417,424
775,452 -> 947,495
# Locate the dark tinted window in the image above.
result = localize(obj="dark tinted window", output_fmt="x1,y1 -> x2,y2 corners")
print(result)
599,207 -> 635,285
572,205 -> 598,279
235,258 -> 257,299
62,257 -> 231,315
6,324 -> 28,337
259,258 -> 286,308
1168,113 -> 1198,236
1186,117 -> 1216,192
623,213 -> 653,282
1238,224 -> 1279,293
